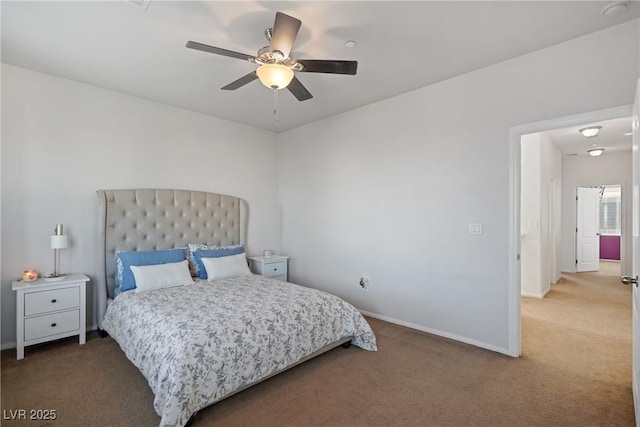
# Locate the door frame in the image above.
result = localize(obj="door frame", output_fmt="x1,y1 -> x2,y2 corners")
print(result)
507,104 -> 632,357
548,176 -> 558,285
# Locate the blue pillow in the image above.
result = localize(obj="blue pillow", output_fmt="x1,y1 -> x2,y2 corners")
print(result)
116,248 -> 187,292
193,246 -> 245,279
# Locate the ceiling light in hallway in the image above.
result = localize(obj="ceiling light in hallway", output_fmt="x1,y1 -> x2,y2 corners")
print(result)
579,126 -> 602,137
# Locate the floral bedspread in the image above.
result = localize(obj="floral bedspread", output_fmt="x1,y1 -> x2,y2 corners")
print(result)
103,275 -> 377,427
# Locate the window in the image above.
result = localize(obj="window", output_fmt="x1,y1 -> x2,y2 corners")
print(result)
599,186 -> 621,235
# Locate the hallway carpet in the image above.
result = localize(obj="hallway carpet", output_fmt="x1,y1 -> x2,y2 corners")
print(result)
1,263 -> 634,426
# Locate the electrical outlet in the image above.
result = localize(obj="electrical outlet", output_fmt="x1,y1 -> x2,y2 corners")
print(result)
359,275 -> 370,290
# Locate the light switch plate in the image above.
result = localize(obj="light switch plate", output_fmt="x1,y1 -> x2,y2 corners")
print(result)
469,223 -> 483,235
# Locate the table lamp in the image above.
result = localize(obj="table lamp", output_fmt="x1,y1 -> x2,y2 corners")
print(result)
50,224 -> 68,279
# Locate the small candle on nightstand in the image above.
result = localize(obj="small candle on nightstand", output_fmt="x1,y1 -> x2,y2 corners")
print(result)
22,270 -> 38,281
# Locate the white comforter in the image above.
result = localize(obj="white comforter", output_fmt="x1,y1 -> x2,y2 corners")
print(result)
103,275 -> 377,427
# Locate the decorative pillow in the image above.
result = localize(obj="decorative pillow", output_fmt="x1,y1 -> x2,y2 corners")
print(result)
187,243 -> 244,277
192,247 -> 246,279
202,253 -> 252,281
130,260 -> 194,293
116,248 -> 187,292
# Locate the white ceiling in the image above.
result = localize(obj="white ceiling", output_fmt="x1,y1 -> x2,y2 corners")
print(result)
2,1 -> 639,133
545,116 -> 633,157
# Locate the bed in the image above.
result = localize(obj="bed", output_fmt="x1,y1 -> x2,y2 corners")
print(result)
96,189 -> 376,427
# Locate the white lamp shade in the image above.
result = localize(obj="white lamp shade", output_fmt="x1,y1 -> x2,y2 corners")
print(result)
50,235 -> 69,249
256,64 -> 295,90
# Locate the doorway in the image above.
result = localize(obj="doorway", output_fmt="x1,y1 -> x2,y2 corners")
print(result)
576,184 -> 622,273
598,185 -> 623,271
508,104 -> 633,357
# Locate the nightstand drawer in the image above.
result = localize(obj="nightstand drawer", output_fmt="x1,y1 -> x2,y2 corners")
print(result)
24,310 -> 80,341
25,287 -> 79,316
248,255 -> 289,282
262,261 -> 287,278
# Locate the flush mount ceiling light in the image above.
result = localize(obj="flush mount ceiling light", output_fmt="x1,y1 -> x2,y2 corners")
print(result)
256,63 -> 295,89
579,126 -> 602,138
125,0 -> 152,10
602,1 -> 629,17
587,148 -> 605,157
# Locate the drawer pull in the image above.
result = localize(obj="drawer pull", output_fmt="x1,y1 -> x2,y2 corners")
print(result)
51,299 -> 57,303
51,323 -> 57,328
273,268 -> 278,271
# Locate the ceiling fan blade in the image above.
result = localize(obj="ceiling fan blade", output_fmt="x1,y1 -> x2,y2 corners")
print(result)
269,12 -> 301,59
287,76 -> 313,101
297,60 -> 358,75
221,71 -> 258,90
186,41 -> 255,62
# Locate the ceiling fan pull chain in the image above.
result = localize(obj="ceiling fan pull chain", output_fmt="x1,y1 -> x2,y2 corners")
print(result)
273,87 -> 279,125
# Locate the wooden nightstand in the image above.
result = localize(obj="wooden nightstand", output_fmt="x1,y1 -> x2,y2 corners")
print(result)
12,273 -> 89,360
248,255 -> 289,282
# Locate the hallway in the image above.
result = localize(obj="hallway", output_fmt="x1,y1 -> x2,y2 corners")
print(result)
521,261 -> 633,424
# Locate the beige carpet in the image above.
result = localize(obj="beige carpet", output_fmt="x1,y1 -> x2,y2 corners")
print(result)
1,263 -> 634,426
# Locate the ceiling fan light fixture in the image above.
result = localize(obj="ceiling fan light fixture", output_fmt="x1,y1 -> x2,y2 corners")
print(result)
579,126 -> 602,138
587,148 -> 605,157
186,11 -> 357,102
256,64 -> 294,90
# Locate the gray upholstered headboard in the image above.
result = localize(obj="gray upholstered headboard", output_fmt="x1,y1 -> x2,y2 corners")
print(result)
96,189 -> 246,330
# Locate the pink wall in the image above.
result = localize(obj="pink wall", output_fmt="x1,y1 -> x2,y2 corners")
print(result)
600,235 -> 621,261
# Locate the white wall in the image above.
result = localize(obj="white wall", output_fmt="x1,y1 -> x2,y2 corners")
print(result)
540,133 -> 563,287
520,134 -> 542,297
520,132 -> 561,298
1,65 -> 279,347
560,150 -> 632,275
277,20 -> 639,354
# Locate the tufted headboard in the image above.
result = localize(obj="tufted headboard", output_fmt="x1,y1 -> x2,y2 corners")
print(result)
96,189 -> 246,330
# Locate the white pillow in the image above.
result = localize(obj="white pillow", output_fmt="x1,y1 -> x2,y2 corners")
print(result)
130,260 -> 194,293
202,253 -> 252,281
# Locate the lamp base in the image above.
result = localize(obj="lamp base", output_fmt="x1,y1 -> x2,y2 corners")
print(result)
44,275 -> 66,282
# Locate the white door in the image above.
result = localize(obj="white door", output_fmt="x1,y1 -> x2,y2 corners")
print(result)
576,186 -> 601,272
627,79 -> 640,426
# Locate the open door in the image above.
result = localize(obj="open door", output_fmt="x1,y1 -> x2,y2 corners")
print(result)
623,79 -> 640,426
576,186 -> 601,272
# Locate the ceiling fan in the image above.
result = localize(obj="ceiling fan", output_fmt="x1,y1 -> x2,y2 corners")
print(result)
186,12 -> 357,101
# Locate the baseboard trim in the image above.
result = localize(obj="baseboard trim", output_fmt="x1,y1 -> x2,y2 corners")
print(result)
633,367 -> 639,423
359,309 -> 514,357
1,341 -> 16,351
521,288 -> 550,299
521,292 -> 542,298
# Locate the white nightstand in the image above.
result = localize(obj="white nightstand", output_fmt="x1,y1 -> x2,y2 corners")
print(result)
248,255 -> 289,282
12,273 -> 89,360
